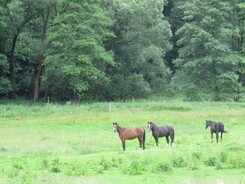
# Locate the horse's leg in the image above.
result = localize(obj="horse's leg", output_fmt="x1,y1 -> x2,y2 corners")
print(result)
154,136 -> 158,148
165,136 -> 169,148
221,132 -> 223,142
121,139 -> 126,151
170,134 -> 174,147
138,137 -> 142,149
211,132 -> 213,143
216,132 -> 219,143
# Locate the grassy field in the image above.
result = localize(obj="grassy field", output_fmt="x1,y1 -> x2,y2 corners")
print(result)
0,100 -> 244,184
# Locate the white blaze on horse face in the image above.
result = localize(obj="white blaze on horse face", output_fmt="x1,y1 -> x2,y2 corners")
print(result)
113,125 -> 117,132
148,124 -> 151,132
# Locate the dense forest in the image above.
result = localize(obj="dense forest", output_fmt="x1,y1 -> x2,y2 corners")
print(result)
0,0 -> 244,102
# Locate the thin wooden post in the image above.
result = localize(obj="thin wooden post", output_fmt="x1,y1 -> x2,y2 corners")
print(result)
109,101 -> 112,112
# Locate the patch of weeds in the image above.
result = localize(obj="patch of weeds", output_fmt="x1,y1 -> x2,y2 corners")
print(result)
111,157 -> 122,168
98,157 -> 111,170
155,161 -> 173,172
192,152 -> 202,160
220,152 -> 227,163
215,161 -> 224,170
172,156 -> 188,168
19,169 -> 37,184
8,161 -> 27,178
187,161 -> 199,170
64,164 -> 87,176
228,156 -> 245,169
122,160 -> 144,175
8,165 -> 21,178
0,146 -> 7,152
50,158 -> 61,173
41,159 -> 49,170
93,158 -> 110,174
95,165 -> 105,174
204,155 -> 217,166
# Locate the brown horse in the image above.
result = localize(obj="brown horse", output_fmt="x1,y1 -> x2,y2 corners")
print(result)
113,122 -> 145,151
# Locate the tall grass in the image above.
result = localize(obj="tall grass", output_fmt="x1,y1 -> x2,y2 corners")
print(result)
0,100 -> 244,183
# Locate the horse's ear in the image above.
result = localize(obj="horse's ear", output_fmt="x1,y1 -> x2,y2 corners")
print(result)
113,122 -> 115,125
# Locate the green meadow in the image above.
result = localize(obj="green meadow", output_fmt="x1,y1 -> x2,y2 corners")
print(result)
0,101 -> 244,184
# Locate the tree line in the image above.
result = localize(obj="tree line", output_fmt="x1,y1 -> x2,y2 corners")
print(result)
0,0 -> 244,102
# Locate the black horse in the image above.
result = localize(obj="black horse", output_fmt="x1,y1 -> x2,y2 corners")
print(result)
205,120 -> 227,143
147,122 -> 175,147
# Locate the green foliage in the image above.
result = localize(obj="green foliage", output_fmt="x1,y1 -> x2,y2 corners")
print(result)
172,156 -> 187,168
100,0 -> 172,99
205,155 -> 217,167
172,0 -> 245,101
102,74 -> 150,100
155,161 -> 173,172
0,54 -> 11,94
0,0 -> 244,102
45,1 -> 114,101
122,160 -> 144,175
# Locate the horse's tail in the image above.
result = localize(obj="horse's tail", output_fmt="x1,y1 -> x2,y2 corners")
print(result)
143,128 -> 146,150
172,128 -> 175,143
168,126 -> 174,143
223,130 -> 228,133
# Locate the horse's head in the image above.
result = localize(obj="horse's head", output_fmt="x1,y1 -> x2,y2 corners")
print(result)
113,122 -> 118,132
205,120 -> 213,129
147,121 -> 154,132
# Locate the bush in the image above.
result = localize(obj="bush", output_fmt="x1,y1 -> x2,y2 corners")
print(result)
172,156 -> 188,168
122,160 -> 144,175
50,158 -> 61,173
205,156 -> 217,166
155,161 -> 173,172
192,152 -> 202,160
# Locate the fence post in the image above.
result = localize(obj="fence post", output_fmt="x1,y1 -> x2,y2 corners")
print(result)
109,101 -> 112,112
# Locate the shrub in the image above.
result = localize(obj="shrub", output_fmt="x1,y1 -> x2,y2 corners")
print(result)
50,158 -> 61,173
155,161 -> 173,172
172,156 -> 188,168
205,156 -> 217,167
192,152 -> 202,160
187,161 -> 199,170
122,160 -> 144,175
220,152 -> 227,163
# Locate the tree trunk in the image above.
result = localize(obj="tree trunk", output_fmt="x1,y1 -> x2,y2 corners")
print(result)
93,84 -> 101,101
33,9 -> 50,102
33,58 -> 43,102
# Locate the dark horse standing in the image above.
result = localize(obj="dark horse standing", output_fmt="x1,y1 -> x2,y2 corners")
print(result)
113,122 -> 145,151
205,120 -> 227,143
147,122 -> 174,147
